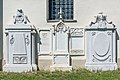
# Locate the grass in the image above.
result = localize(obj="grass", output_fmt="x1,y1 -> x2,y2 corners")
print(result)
0,69 -> 120,80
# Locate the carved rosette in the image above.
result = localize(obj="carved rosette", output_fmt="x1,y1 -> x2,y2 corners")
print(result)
92,32 -> 96,36
107,32 -> 112,35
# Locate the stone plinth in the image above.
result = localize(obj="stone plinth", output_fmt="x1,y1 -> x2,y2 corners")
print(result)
3,64 -> 33,72
50,64 -> 72,71
50,52 -> 72,71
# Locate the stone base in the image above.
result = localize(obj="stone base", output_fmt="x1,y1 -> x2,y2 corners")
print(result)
85,63 -> 117,71
117,58 -> 120,68
38,56 -> 52,70
3,64 -> 37,72
71,56 -> 85,69
50,64 -> 72,71
32,64 -> 37,71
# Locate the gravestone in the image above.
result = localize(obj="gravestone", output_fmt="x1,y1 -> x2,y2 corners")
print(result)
39,29 -> 52,54
70,28 -> 84,55
3,9 -> 37,72
50,8 -> 72,71
50,20 -> 72,71
70,28 -> 85,69
85,13 -> 117,71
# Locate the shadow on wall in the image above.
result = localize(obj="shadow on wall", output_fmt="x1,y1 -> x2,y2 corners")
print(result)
0,0 -> 3,71
116,31 -> 119,63
35,28 -> 40,70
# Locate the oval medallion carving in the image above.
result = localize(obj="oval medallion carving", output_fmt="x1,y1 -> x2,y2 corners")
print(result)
94,33 -> 110,57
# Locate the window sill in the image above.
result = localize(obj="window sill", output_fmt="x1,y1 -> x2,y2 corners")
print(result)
47,19 -> 77,23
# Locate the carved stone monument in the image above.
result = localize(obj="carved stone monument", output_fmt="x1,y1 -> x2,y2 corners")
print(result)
3,9 -> 37,72
85,13 -> 117,71
50,8 -> 72,71
70,28 -> 84,55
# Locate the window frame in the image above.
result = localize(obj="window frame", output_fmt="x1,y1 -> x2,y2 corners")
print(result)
47,0 -> 77,22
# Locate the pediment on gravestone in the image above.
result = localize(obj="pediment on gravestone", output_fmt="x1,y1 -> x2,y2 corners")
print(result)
56,21 -> 68,32
6,9 -> 34,29
89,12 -> 115,29
52,19 -> 69,34
52,8 -> 69,33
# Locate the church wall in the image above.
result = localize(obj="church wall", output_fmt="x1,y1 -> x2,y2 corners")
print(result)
3,0 -> 120,70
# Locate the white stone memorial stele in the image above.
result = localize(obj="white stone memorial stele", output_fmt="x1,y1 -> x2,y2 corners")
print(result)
50,8 -> 72,71
85,13 -> 117,71
3,9 -> 37,72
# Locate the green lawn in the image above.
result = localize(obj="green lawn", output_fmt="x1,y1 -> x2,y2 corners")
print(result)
0,69 -> 120,80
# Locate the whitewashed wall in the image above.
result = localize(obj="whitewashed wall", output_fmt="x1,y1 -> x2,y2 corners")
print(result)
3,0 -> 120,67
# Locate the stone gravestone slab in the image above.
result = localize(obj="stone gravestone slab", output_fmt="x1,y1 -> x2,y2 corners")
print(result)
50,8 -> 72,71
3,9 -> 37,72
39,29 -> 52,54
50,21 -> 72,71
85,13 -> 117,71
70,28 -> 84,55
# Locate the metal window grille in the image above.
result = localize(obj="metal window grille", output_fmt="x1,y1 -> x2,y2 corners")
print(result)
49,0 -> 73,20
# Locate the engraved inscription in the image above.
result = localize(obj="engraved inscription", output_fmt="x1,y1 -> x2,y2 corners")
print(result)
71,50 -> 83,53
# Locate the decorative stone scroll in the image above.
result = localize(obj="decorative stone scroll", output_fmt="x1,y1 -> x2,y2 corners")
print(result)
85,13 -> 117,71
3,9 -> 37,72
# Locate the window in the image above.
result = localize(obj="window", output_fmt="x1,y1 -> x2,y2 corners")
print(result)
49,0 -> 73,20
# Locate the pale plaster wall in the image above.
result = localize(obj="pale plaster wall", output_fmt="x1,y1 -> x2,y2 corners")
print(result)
0,0 -> 3,70
3,0 -> 120,67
